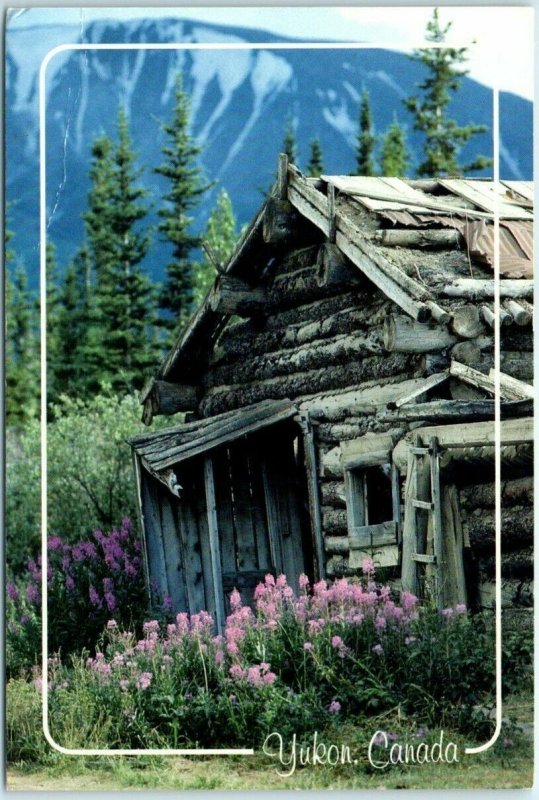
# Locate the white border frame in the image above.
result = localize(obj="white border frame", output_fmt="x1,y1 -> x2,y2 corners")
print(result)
39,39 -> 503,757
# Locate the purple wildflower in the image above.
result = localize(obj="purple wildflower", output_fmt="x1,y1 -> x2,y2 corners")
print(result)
328,700 -> 341,714
7,583 -> 19,602
137,672 -> 152,690
27,583 -> 40,604
48,536 -> 62,552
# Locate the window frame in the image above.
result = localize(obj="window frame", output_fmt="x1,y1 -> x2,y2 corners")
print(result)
341,432 -> 401,567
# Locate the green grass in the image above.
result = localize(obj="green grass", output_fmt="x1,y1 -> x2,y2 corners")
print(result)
7,712 -> 533,791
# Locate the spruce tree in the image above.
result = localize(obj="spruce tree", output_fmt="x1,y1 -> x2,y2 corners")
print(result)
195,189 -> 238,306
307,138 -> 324,177
5,265 -> 40,423
404,8 -> 492,177
356,89 -> 376,176
155,73 -> 211,339
380,117 -> 410,176
55,246 -> 92,396
83,108 -> 157,393
45,241 -> 62,403
282,115 -> 298,164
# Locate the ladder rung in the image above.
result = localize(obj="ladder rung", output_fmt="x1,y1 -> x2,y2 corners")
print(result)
411,446 -> 429,455
412,499 -> 434,510
412,553 -> 437,564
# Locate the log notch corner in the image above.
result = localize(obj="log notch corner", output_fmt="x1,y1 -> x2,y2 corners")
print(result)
140,378 -> 200,425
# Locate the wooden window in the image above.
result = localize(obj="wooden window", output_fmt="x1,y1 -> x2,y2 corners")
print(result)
341,433 -> 401,569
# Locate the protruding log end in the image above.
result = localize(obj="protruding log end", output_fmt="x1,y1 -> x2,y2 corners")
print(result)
450,305 -> 485,339
263,197 -> 298,244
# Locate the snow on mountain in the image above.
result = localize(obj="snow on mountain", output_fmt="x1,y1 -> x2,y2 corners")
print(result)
5,17 -> 533,286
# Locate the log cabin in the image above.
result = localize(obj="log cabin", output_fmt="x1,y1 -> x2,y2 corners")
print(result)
129,156 -> 533,630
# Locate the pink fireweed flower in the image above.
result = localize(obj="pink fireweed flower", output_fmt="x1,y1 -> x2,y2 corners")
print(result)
401,590 -> 418,611
328,700 -> 341,714
372,644 -> 384,656
299,574 -> 309,590
441,607 -> 454,619
143,620 -> 160,636
361,557 -> 375,576
331,635 -> 344,649
374,614 -> 387,631
455,604 -> 467,614
264,671 -> 277,685
137,672 -> 152,690
264,574 -> 276,587
229,588 -> 242,611
303,642 -> 314,651
229,664 -> 246,681
191,610 -> 213,633
215,649 -> 225,666
313,580 -> 328,596
176,612 -> 190,636
276,575 -> 287,589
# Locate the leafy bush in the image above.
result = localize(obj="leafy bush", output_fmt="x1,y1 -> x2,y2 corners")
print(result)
6,519 -> 155,676
43,565 -> 497,750
6,391 -> 159,576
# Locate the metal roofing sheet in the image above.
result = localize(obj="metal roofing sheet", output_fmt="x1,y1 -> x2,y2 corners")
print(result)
375,212 -> 533,279
463,220 -> 533,278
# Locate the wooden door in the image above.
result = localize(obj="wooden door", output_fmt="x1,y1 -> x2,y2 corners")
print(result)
211,427 -> 311,613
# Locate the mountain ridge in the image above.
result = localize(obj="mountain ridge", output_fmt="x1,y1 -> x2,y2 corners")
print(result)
6,16 -> 533,286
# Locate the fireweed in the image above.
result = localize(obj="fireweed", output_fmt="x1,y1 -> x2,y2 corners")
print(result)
44,562 -> 496,749
6,518 -> 155,675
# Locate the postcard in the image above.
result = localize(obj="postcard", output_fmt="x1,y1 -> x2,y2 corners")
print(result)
5,5 -> 534,792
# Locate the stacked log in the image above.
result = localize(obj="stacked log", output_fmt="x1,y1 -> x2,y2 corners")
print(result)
459,477 -> 533,607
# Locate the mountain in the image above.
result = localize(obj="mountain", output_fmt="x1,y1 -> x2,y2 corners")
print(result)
6,16 -> 533,286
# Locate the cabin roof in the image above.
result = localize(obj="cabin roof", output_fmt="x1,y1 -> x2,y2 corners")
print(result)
151,163 -> 534,391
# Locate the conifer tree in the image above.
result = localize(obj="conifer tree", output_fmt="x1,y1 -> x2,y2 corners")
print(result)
6,265 -> 40,422
282,115 -> 298,164
356,89 -> 376,176
5,214 -> 40,423
83,107 -> 157,393
380,117 -> 410,176
195,189 -> 238,306
155,73 -> 211,339
55,247 -> 92,396
307,138 -> 324,177
404,8 -> 492,177
45,241 -> 62,403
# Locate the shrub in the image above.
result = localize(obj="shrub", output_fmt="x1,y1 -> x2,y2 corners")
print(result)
6,519 -> 154,676
44,565 -> 497,750
6,390 -> 164,576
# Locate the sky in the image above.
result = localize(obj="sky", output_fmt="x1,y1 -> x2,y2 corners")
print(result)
7,4 -> 534,101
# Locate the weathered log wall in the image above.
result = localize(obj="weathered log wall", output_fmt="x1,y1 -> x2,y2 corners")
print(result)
192,236 -> 533,602
459,476 -> 533,609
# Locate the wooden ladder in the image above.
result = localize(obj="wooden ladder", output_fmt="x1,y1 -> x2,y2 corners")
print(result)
402,435 -> 444,608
